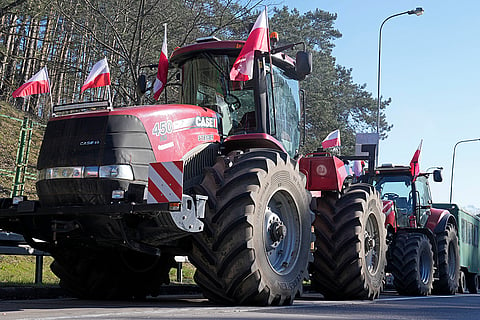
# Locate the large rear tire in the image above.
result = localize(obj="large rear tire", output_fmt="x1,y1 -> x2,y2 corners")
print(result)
390,232 -> 434,296
433,224 -> 459,295
310,184 -> 386,300
51,250 -> 175,299
189,150 -> 312,306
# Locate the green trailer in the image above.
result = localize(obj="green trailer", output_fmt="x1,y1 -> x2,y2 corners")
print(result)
434,203 -> 480,293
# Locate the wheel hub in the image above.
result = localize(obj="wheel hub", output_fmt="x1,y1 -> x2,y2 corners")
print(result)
364,213 -> 381,275
270,221 -> 287,243
365,232 -> 376,253
265,210 -> 287,250
263,190 -> 301,275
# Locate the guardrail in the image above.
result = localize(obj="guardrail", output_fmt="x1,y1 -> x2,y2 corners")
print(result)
0,231 -> 48,284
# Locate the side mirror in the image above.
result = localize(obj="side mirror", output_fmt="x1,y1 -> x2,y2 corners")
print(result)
136,74 -> 147,95
433,169 -> 443,182
295,51 -> 312,80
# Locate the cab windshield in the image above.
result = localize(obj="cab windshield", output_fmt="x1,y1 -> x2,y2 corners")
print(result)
373,174 -> 413,227
178,51 -> 301,158
180,53 -> 255,137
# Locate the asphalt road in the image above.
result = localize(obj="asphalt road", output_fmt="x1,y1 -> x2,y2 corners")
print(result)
1,291 -> 479,320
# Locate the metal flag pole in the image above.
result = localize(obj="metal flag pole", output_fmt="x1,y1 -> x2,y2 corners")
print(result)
105,57 -> 113,110
45,66 -> 54,112
265,6 -> 276,134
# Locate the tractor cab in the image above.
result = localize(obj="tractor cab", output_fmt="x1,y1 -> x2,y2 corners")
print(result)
168,37 -> 311,158
371,165 -> 438,229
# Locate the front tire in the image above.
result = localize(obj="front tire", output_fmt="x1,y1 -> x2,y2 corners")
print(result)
190,150 -> 312,306
310,184 -> 386,300
390,232 -> 434,296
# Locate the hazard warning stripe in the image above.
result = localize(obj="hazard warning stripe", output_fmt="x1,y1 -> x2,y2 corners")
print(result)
147,177 -> 168,203
147,161 -> 183,204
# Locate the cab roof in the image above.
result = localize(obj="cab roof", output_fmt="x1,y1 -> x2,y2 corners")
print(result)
374,163 -> 429,178
170,39 -> 245,67
169,37 -> 297,73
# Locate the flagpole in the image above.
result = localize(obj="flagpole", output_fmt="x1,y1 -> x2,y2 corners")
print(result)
265,6 -> 276,133
163,23 -> 168,104
105,57 -> 113,110
107,84 -> 113,110
45,66 -> 54,112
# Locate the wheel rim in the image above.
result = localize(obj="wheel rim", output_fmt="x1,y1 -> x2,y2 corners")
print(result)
264,189 -> 301,275
419,246 -> 432,284
364,212 -> 381,274
447,241 -> 457,280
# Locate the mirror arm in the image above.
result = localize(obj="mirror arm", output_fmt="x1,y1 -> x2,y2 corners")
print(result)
271,42 -> 305,54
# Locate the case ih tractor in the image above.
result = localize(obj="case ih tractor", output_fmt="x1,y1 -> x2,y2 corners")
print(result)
371,162 -> 459,296
0,36 -> 314,305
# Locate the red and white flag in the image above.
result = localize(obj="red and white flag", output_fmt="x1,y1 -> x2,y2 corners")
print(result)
12,66 -> 50,98
322,129 -> 341,149
81,57 -> 111,93
410,139 -> 422,177
230,8 -> 269,81
153,24 -> 168,100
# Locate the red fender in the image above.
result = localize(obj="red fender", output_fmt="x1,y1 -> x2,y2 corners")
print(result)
425,208 -> 451,232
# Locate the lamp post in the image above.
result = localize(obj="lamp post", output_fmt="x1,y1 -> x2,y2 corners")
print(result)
376,7 -> 424,164
449,138 -> 480,203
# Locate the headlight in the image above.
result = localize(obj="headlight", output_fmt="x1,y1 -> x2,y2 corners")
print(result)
38,164 -> 134,181
99,165 -> 134,180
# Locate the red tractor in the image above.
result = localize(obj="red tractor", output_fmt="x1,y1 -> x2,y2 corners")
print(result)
299,145 -> 386,299
372,162 -> 459,296
0,36 -> 315,305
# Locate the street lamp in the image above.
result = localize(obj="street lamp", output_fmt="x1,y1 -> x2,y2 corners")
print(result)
376,7 -> 424,164
449,138 -> 480,203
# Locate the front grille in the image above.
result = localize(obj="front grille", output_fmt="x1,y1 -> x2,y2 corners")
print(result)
36,114 -> 155,207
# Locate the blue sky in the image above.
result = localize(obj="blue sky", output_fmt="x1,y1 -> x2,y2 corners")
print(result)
278,0 -> 480,209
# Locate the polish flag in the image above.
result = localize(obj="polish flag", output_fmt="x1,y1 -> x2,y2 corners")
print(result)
410,139 -> 422,177
321,129 -> 341,149
230,8 -> 269,81
12,67 -> 50,98
153,25 -> 168,100
81,57 -> 111,93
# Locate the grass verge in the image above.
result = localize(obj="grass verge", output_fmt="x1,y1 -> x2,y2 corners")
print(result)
0,255 -> 196,286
